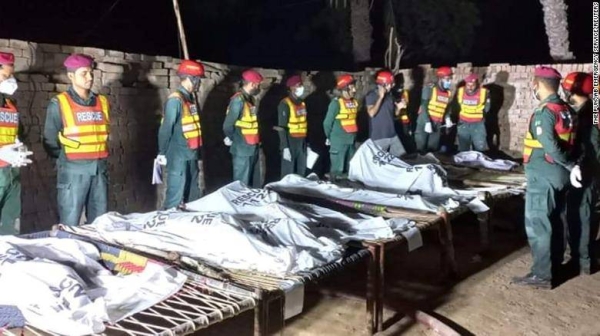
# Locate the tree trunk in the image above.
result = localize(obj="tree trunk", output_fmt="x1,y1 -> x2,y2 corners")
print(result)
539,0 -> 574,61
350,0 -> 373,63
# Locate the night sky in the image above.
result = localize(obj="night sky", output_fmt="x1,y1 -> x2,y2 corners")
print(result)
0,0 -> 592,70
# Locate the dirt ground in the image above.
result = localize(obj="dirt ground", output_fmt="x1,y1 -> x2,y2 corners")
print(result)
280,199 -> 600,336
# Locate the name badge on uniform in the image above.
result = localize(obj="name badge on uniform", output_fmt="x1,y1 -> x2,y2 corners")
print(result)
189,104 -> 198,115
536,126 -> 543,135
297,107 -> 307,116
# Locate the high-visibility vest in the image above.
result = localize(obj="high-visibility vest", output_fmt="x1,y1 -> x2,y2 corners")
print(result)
57,92 -> 110,161
284,97 -> 307,138
231,93 -> 259,145
427,86 -> 451,123
523,102 -> 574,164
458,87 -> 487,123
166,91 -> 202,149
397,90 -> 410,125
335,98 -> 358,133
0,98 -> 19,168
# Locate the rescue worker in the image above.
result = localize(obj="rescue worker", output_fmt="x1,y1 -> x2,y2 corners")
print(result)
43,54 -> 110,226
455,73 -> 491,152
365,69 -> 407,157
276,75 -> 308,177
415,66 -> 454,154
563,72 -> 598,274
323,74 -> 358,180
512,66 -> 580,289
223,69 -> 263,187
0,52 -> 33,235
156,60 -> 204,209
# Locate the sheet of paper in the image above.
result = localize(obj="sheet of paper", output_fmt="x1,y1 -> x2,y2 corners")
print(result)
306,147 -> 319,169
152,159 -> 163,185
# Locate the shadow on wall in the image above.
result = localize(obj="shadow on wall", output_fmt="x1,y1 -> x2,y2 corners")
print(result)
257,77 -> 287,184
305,72 -> 336,178
108,63 -> 162,213
408,67 -> 425,135
17,50 -> 58,233
201,71 -> 239,193
485,71 -> 516,158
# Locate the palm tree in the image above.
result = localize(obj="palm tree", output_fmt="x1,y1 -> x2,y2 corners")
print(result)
539,0 -> 574,60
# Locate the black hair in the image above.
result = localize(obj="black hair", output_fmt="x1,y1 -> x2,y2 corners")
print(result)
536,77 -> 560,92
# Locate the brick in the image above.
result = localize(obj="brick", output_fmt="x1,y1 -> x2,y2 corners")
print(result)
107,50 -> 125,58
30,74 -> 49,83
141,54 -> 157,62
61,45 -> 84,54
148,68 -> 169,76
102,56 -> 129,65
13,57 -> 29,72
151,62 -> 163,69
125,53 -> 142,61
38,43 -> 61,52
0,39 -> 8,48
97,62 -> 124,73
83,47 -> 105,58
56,84 -> 69,92
0,47 -> 22,57
41,83 -> 55,91
9,39 -> 29,50
14,74 -> 30,82
156,55 -> 173,63
51,73 -> 70,84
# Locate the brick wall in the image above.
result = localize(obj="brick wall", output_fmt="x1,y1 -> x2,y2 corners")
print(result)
0,38 -> 592,233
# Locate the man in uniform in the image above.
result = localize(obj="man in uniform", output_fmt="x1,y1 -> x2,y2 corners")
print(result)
365,69 -> 407,157
415,66 -> 454,154
43,54 -> 110,226
455,73 -> 491,152
156,60 -> 204,209
512,66 -> 580,288
0,52 -> 33,235
562,72 -> 598,274
323,74 -> 358,180
223,69 -> 263,187
276,75 -> 308,177
393,80 -> 412,153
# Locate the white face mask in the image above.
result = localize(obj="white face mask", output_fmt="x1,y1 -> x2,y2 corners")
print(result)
531,86 -> 540,103
0,77 -> 17,95
294,86 -> 305,98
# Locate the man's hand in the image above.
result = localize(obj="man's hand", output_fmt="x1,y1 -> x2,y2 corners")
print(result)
377,85 -> 386,99
0,140 -> 33,168
223,137 -> 233,147
444,117 -> 454,129
424,122 -> 433,134
570,165 -> 582,188
395,100 -> 407,110
156,155 -> 167,166
282,148 -> 292,161
325,139 -> 331,146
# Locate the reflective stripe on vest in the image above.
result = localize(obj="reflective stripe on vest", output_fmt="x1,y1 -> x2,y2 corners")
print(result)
458,87 -> 487,123
0,98 -> 19,167
167,92 -> 202,149
522,102 -> 574,164
427,87 -> 451,123
57,92 -> 109,161
231,93 -> 259,145
284,97 -> 307,138
398,90 -> 410,125
335,98 -> 358,133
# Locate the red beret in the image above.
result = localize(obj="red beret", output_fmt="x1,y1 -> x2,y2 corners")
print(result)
177,60 -> 205,77
534,66 -> 562,79
0,52 -> 15,66
242,69 -> 263,84
465,73 -> 479,83
64,54 -> 94,70
286,75 -> 302,88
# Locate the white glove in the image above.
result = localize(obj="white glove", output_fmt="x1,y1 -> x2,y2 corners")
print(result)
0,140 -> 33,168
325,139 -> 331,146
156,155 -> 167,166
282,148 -> 291,161
424,122 -> 433,134
223,137 -> 233,146
570,165 -> 582,188
445,117 -> 454,128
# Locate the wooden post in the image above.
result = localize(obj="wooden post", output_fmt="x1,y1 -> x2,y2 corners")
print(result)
171,0 -> 207,194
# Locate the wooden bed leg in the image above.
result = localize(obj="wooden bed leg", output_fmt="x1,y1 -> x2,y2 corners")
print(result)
477,191 -> 493,255
254,298 -> 269,336
377,244 -> 385,332
437,207 -> 458,279
366,245 -> 379,335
